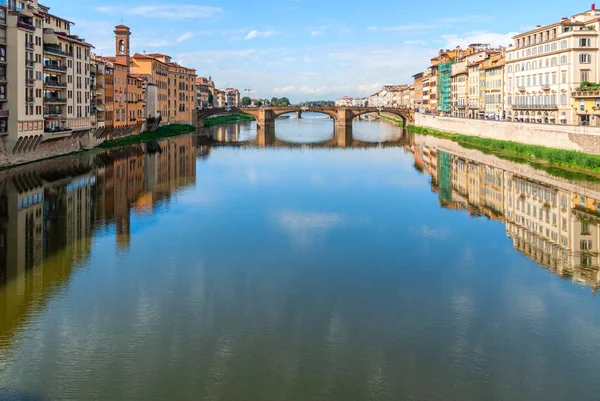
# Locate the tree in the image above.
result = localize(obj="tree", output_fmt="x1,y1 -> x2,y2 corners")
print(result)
208,93 -> 214,106
277,97 -> 290,106
255,101 -> 263,107
271,97 -> 279,106
241,96 -> 252,106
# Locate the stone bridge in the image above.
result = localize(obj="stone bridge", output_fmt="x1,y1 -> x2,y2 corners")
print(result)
194,106 -> 414,128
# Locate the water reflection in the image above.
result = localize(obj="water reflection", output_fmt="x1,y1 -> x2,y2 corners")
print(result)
0,135 -> 197,352
0,122 -> 599,400
405,137 -> 600,292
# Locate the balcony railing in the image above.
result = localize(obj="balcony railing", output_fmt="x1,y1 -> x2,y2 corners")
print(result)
44,126 -> 72,133
17,21 -> 35,32
25,96 -> 34,103
44,63 -> 67,72
43,45 -> 72,57
44,79 -> 66,88
25,79 -> 34,86
512,104 -> 558,110
44,109 -> 64,117
25,41 -> 34,50
518,86 -> 526,92
572,90 -> 600,98
25,60 -> 35,68
0,75 -> 6,82
44,96 -> 67,103
541,84 -> 551,91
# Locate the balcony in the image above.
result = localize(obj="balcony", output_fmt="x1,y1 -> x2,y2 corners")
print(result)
25,59 -> 35,68
25,79 -> 34,86
0,110 -> 9,118
44,79 -> 66,88
572,90 -> 600,98
44,107 -> 64,118
518,86 -> 526,92
17,21 -> 35,32
44,126 -> 72,134
0,94 -> 6,102
512,104 -> 558,110
43,45 -> 72,58
25,96 -> 34,104
25,41 -> 34,50
44,62 -> 67,73
541,84 -> 551,91
44,96 -> 67,104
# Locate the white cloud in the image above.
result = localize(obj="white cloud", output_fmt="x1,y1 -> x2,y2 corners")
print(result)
97,5 -> 222,20
310,26 -> 329,37
245,30 -> 279,40
274,86 -> 296,94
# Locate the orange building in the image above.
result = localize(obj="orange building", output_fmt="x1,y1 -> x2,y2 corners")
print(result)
131,52 -> 169,119
132,52 -> 195,124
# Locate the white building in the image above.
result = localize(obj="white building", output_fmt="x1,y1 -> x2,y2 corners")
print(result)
504,6 -> 600,124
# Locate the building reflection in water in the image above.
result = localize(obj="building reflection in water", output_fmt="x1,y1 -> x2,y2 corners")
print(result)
405,140 -> 600,292
0,135 -> 197,346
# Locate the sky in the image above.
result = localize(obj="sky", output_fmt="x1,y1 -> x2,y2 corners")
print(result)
50,0 -> 590,102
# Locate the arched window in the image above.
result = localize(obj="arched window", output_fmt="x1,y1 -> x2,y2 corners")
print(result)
526,62 -> 531,70
579,53 -> 591,63
119,40 -> 125,54
532,61 -> 537,69
516,64 -> 521,72
508,65 -> 513,73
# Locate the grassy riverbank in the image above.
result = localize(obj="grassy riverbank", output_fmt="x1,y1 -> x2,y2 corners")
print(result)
204,114 -> 254,127
100,124 -> 196,149
407,125 -> 600,176
378,114 -> 404,126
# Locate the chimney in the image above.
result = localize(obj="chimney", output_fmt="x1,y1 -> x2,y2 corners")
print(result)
593,3 -> 596,10
536,25 -> 541,28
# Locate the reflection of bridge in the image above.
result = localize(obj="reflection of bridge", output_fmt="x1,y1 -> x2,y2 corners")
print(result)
194,106 -> 414,128
209,126 -> 411,149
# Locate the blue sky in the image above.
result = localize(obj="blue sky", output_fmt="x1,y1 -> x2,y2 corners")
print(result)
51,0 -> 589,101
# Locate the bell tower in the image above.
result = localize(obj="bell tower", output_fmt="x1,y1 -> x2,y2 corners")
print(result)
114,25 -> 131,72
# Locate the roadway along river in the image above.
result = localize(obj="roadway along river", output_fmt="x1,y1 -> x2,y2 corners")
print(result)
0,113 -> 599,400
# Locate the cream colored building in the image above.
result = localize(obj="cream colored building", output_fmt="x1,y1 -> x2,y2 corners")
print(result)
5,0 -> 93,152
451,60 -> 468,117
482,54 -> 505,119
504,6 -> 600,124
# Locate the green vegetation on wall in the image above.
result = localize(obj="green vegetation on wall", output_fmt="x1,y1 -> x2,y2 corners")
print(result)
407,125 -> 600,175
100,124 -> 195,148
204,114 -> 255,127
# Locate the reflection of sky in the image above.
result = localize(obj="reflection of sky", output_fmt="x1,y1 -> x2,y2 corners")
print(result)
1,121 -> 600,400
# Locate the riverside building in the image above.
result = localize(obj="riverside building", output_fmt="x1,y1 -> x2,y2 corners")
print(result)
504,5 -> 600,125
6,0 -> 94,153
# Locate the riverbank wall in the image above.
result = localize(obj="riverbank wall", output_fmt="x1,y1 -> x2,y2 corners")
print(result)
414,114 -> 600,155
0,131 -> 104,168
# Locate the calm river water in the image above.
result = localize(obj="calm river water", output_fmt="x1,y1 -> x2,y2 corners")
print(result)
0,114 -> 599,401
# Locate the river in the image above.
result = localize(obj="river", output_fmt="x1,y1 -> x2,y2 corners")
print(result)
0,113 -> 599,400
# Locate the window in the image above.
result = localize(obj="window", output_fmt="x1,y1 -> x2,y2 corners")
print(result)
561,39 -> 567,49
580,54 -> 591,63
561,55 -> 567,64
562,71 -> 567,83
580,99 -> 585,111
581,70 -> 590,82
579,38 -> 591,47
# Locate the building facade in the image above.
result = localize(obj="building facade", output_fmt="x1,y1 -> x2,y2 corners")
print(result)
504,7 -> 600,124
4,0 -> 94,152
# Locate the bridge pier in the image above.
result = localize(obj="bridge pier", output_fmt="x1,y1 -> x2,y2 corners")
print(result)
256,127 -> 276,147
296,111 -> 302,119
334,126 -> 353,148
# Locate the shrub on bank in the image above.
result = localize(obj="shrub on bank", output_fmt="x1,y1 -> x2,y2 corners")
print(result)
100,124 -> 195,148
406,125 -> 600,173
204,114 -> 254,127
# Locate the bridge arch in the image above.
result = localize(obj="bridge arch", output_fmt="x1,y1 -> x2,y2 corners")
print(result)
351,109 -> 408,127
272,108 -> 338,120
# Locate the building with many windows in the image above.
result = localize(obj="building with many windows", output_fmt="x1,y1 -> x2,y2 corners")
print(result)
4,0 -> 94,153
504,6 -> 600,124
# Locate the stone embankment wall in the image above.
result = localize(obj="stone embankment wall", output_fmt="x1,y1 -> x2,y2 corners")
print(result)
0,131 -> 104,168
414,114 -> 600,155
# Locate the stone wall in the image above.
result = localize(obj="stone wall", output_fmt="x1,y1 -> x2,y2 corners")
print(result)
414,114 -> 600,155
0,131 -> 105,168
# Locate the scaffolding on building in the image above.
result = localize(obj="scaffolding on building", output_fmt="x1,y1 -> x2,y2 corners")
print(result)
437,61 -> 454,113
